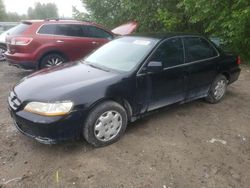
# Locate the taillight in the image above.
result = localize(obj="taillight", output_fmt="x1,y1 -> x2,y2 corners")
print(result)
237,56 -> 241,65
10,37 -> 33,46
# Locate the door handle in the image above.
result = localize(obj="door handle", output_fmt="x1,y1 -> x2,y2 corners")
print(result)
56,40 -> 64,43
92,41 -> 99,45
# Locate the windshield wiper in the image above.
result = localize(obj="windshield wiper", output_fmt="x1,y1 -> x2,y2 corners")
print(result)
87,63 -> 110,72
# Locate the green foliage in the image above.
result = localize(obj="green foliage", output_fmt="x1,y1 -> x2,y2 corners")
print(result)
72,6 -> 90,21
0,0 -> 6,21
27,2 -> 59,19
77,0 -> 250,61
181,0 -> 250,61
5,12 -> 27,22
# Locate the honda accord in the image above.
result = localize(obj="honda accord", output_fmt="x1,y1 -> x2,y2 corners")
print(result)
8,33 -> 241,147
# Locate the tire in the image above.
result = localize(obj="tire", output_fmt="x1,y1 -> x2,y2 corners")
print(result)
205,75 -> 228,104
83,101 -> 128,147
0,45 -> 7,61
40,53 -> 66,69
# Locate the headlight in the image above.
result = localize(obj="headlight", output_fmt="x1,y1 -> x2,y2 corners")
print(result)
24,101 -> 73,116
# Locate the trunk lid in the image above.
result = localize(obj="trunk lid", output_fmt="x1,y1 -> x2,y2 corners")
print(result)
111,21 -> 138,35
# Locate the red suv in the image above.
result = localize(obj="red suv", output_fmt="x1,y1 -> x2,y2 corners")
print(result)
5,19 -> 137,70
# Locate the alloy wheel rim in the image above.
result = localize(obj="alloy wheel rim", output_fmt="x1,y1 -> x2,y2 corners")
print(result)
45,57 -> 64,67
94,111 -> 123,142
214,80 -> 226,100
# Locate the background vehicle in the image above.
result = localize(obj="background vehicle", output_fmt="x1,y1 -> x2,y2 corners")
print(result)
8,34 -> 241,147
0,22 -> 18,34
5,19 -> 137,70
0,22 -> 19,61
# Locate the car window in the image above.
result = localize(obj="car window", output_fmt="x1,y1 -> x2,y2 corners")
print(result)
55,24 -> 84,37
83,26 -> 113,39
184,37 -> 218,62
38,24 -> 57,35
7,23 -> 30,35
85,37 -> 158,72
151,38 -> 184,68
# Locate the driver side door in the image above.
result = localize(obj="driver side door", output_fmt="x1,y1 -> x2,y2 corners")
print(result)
137,37 -> 188,112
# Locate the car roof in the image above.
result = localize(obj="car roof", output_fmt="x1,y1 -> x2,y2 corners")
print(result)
131,32 -> 204,40
22,19 -> 98,26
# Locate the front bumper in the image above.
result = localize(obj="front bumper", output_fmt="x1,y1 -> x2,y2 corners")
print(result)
9,108 -> 85,144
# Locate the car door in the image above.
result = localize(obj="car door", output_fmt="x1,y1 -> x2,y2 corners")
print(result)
82,25 -> 114,51
183,37 -> 220,100
53,24 -> 98,61
137,37 -> 188,112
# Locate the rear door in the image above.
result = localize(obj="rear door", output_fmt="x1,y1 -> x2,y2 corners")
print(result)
53,24 -> 97,61
82,25 -> 114,49
183,37 -> 220,100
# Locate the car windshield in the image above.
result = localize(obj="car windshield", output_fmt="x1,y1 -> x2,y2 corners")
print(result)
85,37 -> 158,72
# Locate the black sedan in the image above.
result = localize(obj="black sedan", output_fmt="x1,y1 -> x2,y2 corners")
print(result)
8,33 -> 241,147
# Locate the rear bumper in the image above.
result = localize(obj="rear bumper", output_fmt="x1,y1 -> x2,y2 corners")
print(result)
229,67 -> 241,84
5,52 -> 37,70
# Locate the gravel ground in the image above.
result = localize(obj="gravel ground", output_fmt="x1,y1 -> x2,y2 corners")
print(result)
0,62 -> 250,188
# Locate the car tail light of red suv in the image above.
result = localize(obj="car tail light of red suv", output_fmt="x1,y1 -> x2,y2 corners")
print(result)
4,19 -> 138,70
10,37 -> 33,46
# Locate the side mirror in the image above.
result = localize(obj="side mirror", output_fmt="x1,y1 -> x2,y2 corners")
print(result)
147,61 -> 163,73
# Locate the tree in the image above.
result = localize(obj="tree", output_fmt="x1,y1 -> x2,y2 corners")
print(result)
180,0 -> 250,60
0,0 -> 6,21
72,6 -> 90,21
78,0 -> 250,61
5,12 -> 27,22
27,2 -> 59,19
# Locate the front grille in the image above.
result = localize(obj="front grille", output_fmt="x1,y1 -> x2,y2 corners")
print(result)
8,91 -> 21,110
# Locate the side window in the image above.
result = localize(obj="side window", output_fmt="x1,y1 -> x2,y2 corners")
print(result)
83,26 -> 113,39
38,24 -> 57,35
151,38 -> 184,68
184,37 -> 218,62
55,24 -> 84,37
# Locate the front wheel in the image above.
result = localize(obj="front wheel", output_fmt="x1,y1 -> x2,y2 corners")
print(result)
83,101 -> 128,147
40,53 -> 66,69
205,75 -> 228,104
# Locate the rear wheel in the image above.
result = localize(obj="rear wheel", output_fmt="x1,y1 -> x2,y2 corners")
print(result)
205,75 -> 228,104
83,101 -> 128,147
40,53 -> 66,69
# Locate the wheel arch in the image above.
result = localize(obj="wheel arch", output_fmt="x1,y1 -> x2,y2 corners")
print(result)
37,50 -> 69,69
221,71 -> 231,82
88,97 -> 133,122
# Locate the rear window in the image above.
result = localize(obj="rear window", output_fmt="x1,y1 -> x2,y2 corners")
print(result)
38,24 -> 85,37
184,37 -> 218,62
83,26 -> 113,39
56,24 -> 83,37
7,23 -> 31,35
38,24 -> 57,35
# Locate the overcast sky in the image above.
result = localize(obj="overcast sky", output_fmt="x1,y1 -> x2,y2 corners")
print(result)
3,0 -> 87,18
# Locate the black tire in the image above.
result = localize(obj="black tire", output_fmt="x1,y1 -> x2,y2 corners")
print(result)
40,53 -> 66,69
83,101 -> 128,147
205,75 -> 228,104
0,45 -> 7,61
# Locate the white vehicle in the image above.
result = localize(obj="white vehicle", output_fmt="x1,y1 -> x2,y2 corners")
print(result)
0,24 -> 19,61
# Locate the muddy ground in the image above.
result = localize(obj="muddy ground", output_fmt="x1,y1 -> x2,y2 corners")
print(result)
0,62 -> 250,188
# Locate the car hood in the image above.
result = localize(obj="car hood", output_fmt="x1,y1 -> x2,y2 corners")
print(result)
14,62 -> 120,102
